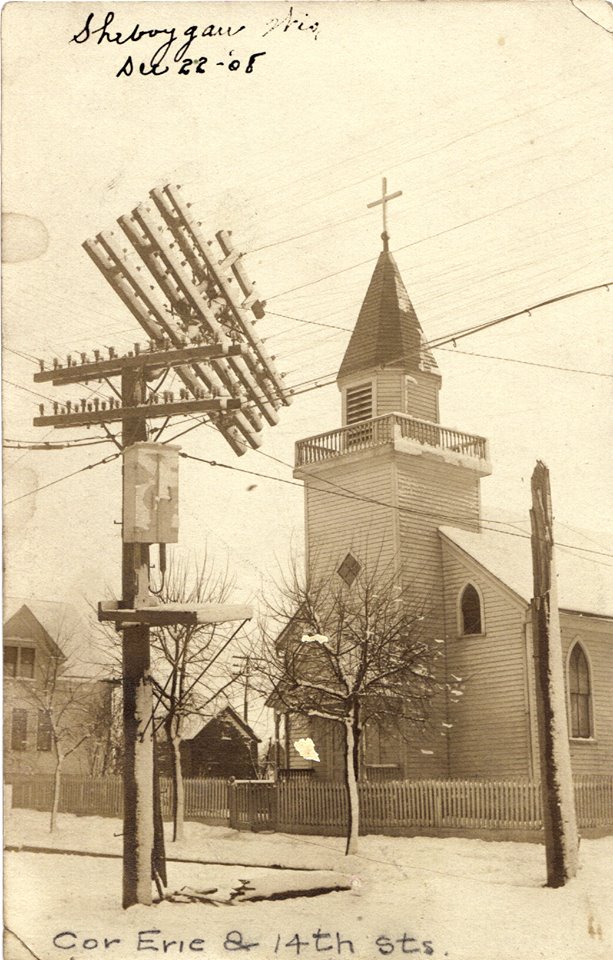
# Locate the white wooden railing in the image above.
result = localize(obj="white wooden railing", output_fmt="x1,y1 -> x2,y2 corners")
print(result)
295,413 -> 488,467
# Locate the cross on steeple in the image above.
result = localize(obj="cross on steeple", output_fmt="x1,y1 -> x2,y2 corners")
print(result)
367,176 -> 403,251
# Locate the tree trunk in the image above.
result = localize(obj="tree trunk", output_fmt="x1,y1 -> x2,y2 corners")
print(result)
170,732 -> 184,842
50,751 -> 63,833
344,719 -> 359,855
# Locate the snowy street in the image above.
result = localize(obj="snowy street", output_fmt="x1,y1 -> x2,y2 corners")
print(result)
4,811 -> 612,960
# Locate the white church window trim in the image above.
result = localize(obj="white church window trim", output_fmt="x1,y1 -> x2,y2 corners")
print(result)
457,581 -> 485,637
567,640 -> 595,741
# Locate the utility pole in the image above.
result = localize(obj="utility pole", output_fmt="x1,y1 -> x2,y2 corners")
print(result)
232,654 -> 251,723
120,367 -> 153,907
530,460 -> 579,887
244,655 -> 250,724
32,183 -> 292,908
34,345 -> 245,906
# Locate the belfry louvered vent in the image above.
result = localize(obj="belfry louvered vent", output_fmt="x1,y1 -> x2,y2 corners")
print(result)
346,383 -> 373,424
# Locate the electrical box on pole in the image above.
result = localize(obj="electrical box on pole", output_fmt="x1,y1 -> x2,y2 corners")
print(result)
123,443 -> 180,544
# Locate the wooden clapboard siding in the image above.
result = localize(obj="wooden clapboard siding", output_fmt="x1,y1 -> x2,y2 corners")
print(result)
441,540 -> 532,778
286,714 -> 316,770
560,614 -> 613,776
405,371 -> 440,423
304,453 -> 399,582
396,455 -> 480,609
373,369 -> 404,416
369,368 -> 441,422
312,717 -> 346,780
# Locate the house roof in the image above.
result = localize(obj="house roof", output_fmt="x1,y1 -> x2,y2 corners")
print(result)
181,705 -> 260,743
3,603 -> 66,661
439,525 -> 613,619
3,601 -> 115,678
337,249 -> 439,381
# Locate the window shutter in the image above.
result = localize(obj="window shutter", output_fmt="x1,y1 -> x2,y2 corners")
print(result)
37,710 -> 53,752
11,709 -> 28,751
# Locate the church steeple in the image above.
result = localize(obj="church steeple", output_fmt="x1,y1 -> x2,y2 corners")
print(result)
337,178 -> 441,424
337,247 -> 439,381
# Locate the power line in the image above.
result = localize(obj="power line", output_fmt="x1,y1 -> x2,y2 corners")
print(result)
267,310 -> 351,333
250,211 -> 372,254
4,438 -> 115,451
265,280 -> 612,352
436,346 -> 613,378
3,379 -> 57,405
424,280 -> 612,350
266,169 -> 608,303
11,268 -> 610,458
178,452 -> 613,562
5,452 -> 121,506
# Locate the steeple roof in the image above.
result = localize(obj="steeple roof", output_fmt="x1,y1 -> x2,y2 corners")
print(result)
337,250 -> 439,381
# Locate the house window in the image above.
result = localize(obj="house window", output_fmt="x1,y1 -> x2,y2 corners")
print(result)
460,584 -> 482,635
37,710 -> 53,752
569,643 -> 592,739
5,646 -> 18,678
20,648 -> 35,678
4,645 -> 35,678
346,383 -> 373,424
337,552 -> 361,587
11,709 -> 28,751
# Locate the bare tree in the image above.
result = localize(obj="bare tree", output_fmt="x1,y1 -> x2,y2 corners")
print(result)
148,552 -> 247,842
17,648 -> 112,832
255,562 -> 450,854
82,679 -> 123,776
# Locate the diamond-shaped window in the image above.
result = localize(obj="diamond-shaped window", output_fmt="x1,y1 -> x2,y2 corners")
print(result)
337,552 -> 361,586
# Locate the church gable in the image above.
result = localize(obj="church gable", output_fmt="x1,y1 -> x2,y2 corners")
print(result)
440,534 -> 532,779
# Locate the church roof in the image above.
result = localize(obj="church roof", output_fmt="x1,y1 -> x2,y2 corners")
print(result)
439,526 -> 613,619
337,250 -> 439,381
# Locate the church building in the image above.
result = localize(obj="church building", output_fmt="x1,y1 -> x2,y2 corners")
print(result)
283,186 -> 612,783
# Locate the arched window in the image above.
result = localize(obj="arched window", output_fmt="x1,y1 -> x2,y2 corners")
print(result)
569,643 -> 592,739
460,583 -> 483,635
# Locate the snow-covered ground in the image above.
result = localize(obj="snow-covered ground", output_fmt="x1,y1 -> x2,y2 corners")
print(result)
4,810 -> 612,960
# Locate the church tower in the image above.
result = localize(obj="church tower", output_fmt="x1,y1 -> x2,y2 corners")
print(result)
293,180 -> 492,776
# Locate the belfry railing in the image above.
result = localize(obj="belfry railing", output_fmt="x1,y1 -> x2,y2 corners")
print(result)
295,413 -> 488,468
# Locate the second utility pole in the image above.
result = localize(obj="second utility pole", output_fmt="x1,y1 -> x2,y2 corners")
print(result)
530,460 -> 579,887
121,367 -> 154,908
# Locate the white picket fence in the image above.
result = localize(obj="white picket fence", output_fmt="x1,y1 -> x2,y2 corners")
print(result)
10,774 -> 613,835
230,776 -> 613,833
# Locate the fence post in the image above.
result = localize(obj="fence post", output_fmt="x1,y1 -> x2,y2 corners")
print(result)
228,781 -> 237,830
247,783 -> 256,831
269,783 -> 278,831
433,781 -> 443,827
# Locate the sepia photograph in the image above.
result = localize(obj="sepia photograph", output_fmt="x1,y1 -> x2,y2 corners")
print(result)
2,2 -> 612,958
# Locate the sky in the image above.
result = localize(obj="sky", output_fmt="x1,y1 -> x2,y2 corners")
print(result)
3,2 -> 612,725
